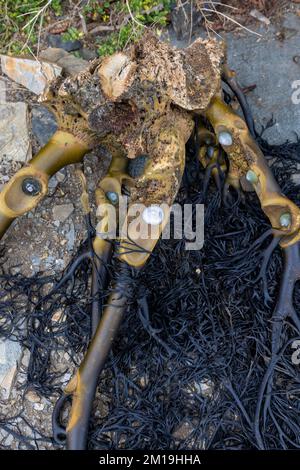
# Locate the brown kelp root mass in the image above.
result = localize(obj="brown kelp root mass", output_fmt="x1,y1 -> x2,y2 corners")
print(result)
0,33 -> 300,449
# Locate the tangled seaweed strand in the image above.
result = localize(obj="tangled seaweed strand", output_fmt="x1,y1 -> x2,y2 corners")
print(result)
0,128 -> 300,450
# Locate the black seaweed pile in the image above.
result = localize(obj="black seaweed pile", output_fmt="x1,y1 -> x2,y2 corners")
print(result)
0,118 -> 300,450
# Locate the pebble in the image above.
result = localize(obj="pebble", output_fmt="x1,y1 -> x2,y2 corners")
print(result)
66,223 -> 75,251
22,349 -> 30,368
194,379 -> 214,398
172,420 -> 194,440
33,402 -> 44,411
48,176 -> 58,189
31,255 -> 41,267
52,309 -> 63,323
56,170 -> 66,183
26,390 -> 41,403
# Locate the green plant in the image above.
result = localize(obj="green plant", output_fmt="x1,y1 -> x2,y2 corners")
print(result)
62,26 -> 83,42
96,0 -> 172,57
0,0 -> 63,54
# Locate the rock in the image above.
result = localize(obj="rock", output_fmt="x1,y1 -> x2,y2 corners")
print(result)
172,420 -> 194,440
250,9 -> 271,26
21,350 -> 30,368
31,255 -> 41,268
56,170 -> 66,183
48,176 -> 58,189
0,364 -> 18,400
40,48 -> 88,76
45,255 -> 56,268
26,390 -> 41,403
47,34 -> 82,52
292,172 -> 300,185
31,105 -> 58,147
52,203 -> 74,223
81,47 -> 98,61
10,266 -> 21,275
33,402 -> 44,411
0,341 -> 6,365
55,259 -> 65,270
0,102 -> 31,163
0,79 -> 6,102
52,309 -> 63,322
196,379 -> 214,398
0,339 -> 22,399
4,433 -> 13,446
0,55 -> 62,95
66,222 -> 75,250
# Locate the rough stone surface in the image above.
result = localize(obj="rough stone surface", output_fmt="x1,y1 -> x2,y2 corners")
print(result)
0,56 -> 62,95
31,105 -> 58,147
52,203 -> 74,223
81,47 -> 98,61
40,48 -> 88,76
0,78 -> 6,102
0,339 -> 22,400
0,101 -> 31,163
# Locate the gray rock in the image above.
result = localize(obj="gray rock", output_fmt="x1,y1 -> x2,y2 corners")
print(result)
0,339 -> 22,400
0,55 -> 62,95
31,106 -> 58,147
52,203 -> 74,223
45,255 -> 56,268
66,222 -> 75,251
10,266 -> 21,275
40,48 -> 88,76
47,34 -> 82,52
0,102 -> 31,163
55,259 -> 65,270
81,47 -> 98,61
0,79 -> 6,103
21,349 -> 30,368
4,433 -> 13,446
48,176 -> 58,189
31,255 -> 41,268
56,170 -> 66,183
33,402 -> 44,411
